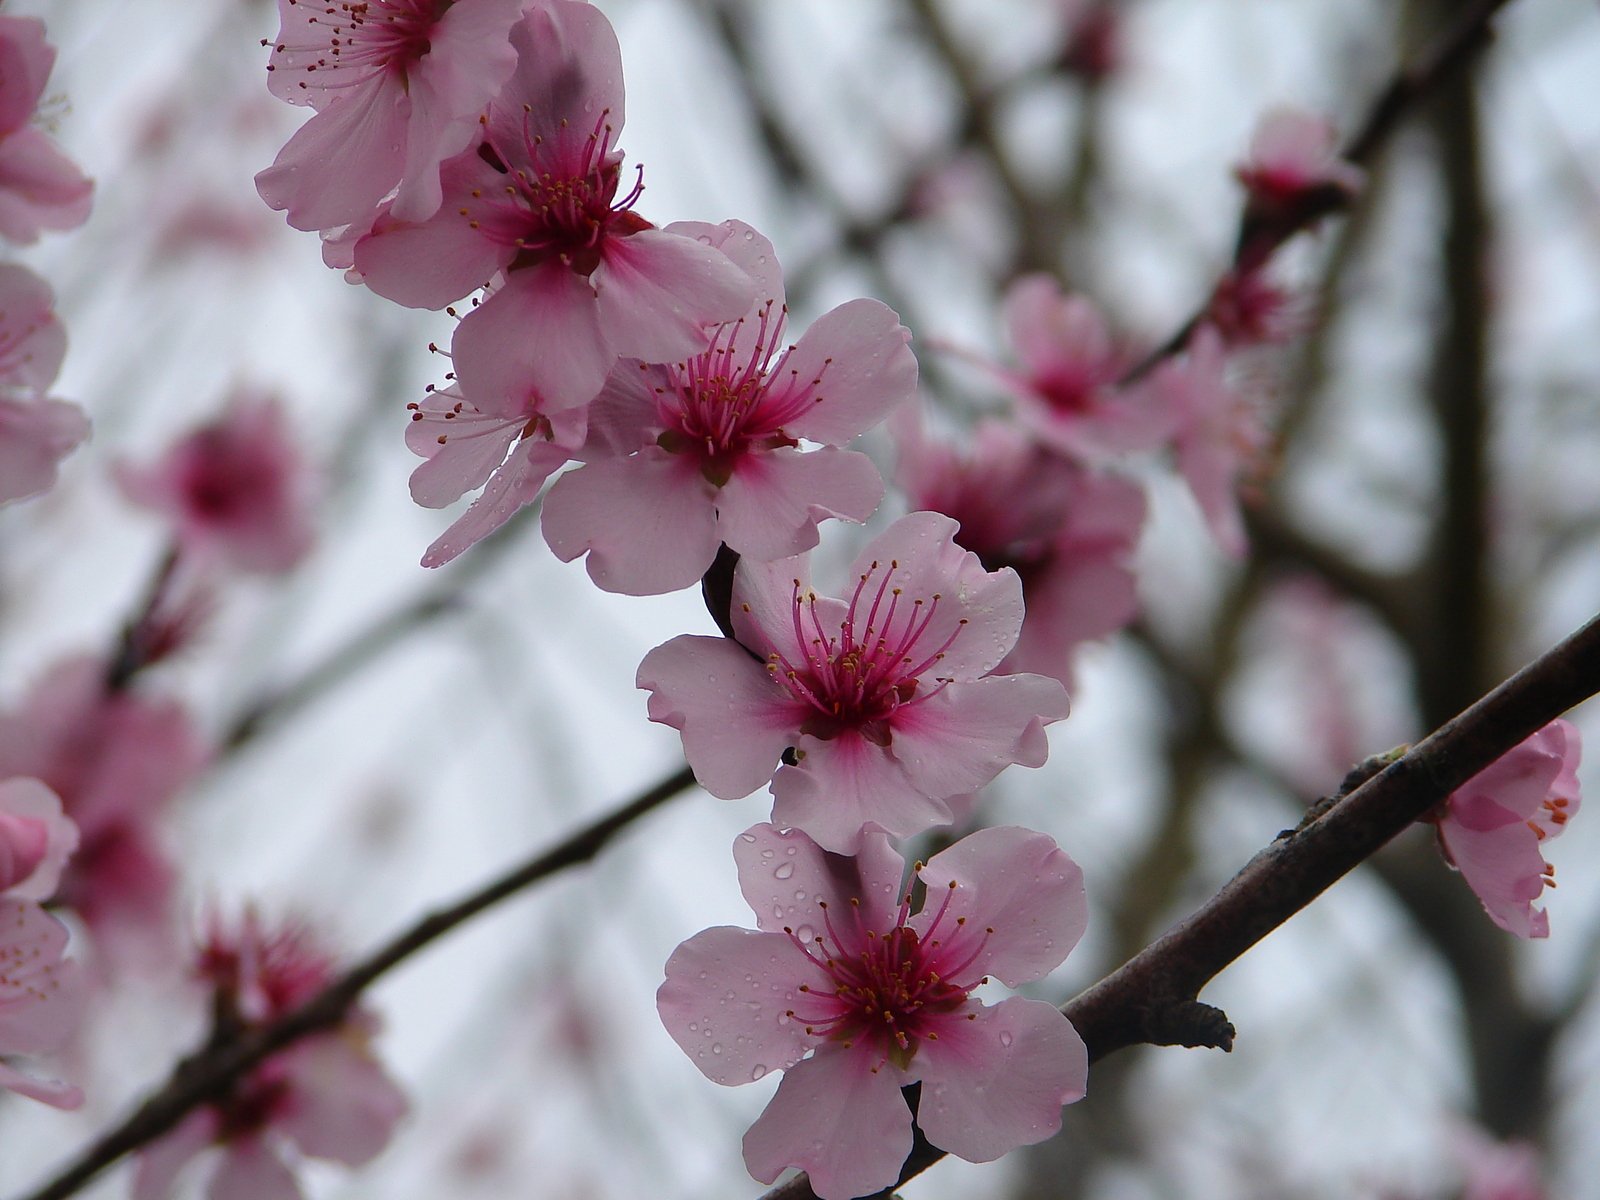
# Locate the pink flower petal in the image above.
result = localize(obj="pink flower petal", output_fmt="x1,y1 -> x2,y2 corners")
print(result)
595,227 -> 755,365
276,1036 -> 408,1166
891,674 -> 1070,798
0,899 -> 83,1055
406,400 -> 523,509
207,1140 -> 303,1200
132,1110 -> 220,1200
493,1 -> 625,143
842,511 -> 1025,681
0,395 -> 89,503
664,219 -> 786,327
0,127 -> 92,243
637,636 -> 802,799
657,925 -> 827,1085
779,298 -> 918,446
728,552 -> 821,661
741,1047 -> 913,1200
0,17 -> 51,132
256,77 -> 406,233
1439,820 -> 1552,939
541,450 -> 720,595
913,996 -> 1087,1163
770,734 -> 956,854
0,777 -> 77,901
420,437 -> 567,568
912,826 -> 1087,986
0,1059 -> 81,1109
453,265 -> 614,411
733,823 -> 905,936
715,447 -> 883,562
0,263 -> 65,391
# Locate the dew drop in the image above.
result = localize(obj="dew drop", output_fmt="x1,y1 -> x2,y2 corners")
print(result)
760,849 -> 775,860
740,833 -> 758,844
785,846 -> 798,856
751,1065 -> 768,1081
774,862 -> 795,880
794,924 -> 815,943
711,1043 -> 724,1055
688,1022 -> 699,1032
794,890 -> 807,901
999,1031 -> 1014,1047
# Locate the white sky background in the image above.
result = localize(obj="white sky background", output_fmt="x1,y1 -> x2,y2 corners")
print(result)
2,0 -> 1600,1198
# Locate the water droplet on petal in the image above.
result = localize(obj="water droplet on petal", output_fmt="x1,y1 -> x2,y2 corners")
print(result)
774,862 -> 794,880
711,1043 -> 723,1055
740,833 -> 757,843
999,1031 -> 1014,1047
751,1065 -> 768,1081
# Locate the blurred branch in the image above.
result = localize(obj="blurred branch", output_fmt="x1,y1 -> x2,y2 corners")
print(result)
12,762 -> 697,1200
760,606 -> 1600,1200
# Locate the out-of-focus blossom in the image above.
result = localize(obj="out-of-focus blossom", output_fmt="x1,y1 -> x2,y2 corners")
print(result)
1429,720 -> 1581,939
893,409 -> 1143,687
1205,267 -> 1301,347
1454,1125 -> 1545,1200
0,262 -> 86,503
256,0 -> 524,232
354,2 -> 753,409
0,777 -> 77,901
543,220 -> 915,595
133,912 -> 408,1200
1234,107 -> 1364,248
0,657 -> 205,962
1057,1 -> 1122,81
0,898 -> 85,1109
659,823 -> 1089,1200
116,393 -> 315,575
1141,326 -> 1268,557
994,275 -> 1171,461
638,512 -> 1070,853
0,15 -> 93,243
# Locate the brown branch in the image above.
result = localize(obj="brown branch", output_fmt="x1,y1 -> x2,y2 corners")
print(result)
13,763 -> 697,1200
759,606 -> 1600,1200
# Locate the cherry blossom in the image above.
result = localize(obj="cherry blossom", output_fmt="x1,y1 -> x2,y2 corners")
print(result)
637,512 -> 1071,853
133,912 -> 408,1200
1141,325 -> 1268,557
1429,719 -> 1581,939
0,899 -> 84,1109
0,262 -> 87,503
353,1 -> 754,409
893,410 -> 1145,687
659,823 -> 1088,1200
115,393 -> 315,575
256,0 -> 525,233
0,15 -> 93,243
0,778 -> 77,901
993,275 -> 1170,461
0,657 -> 205,962
542,219 -> 915,595
1234,106 -> 1364,258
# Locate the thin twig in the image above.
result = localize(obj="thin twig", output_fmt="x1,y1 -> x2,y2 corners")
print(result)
13,763 -> 697,1200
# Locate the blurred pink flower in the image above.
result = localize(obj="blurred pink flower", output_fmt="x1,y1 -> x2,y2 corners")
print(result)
134,913 -> 407,1200
1234,107 -> 1363,239
994,275 -> 1170,461
0,15 -> 92,243
1205,267 -> 1301,347
1143,326 -> 1268,557
0,898 -> 85,1109
637,512 -> 1070,853
543,219 -> 915,595
1430,720 -> 1581,939
256,0 -> 524,232
893,410 -> 1144,687
0,262 -> 86,503
116,393 -> 315,575
354,2 -> 753,409
0,657 -> 205,962
0,777 -> 77,901
659,823 -> 1088,1200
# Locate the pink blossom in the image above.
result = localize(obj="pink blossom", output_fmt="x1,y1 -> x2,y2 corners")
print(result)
1429,720 -> 1581,939
0,262 -> 87,503
1205,267 -> 1301,347
134,913 -> 408,1200
116,393 -> 315,575
0,778 -> 77,901
542,220 -> 916,594
0,16 -> 93,243
0,657 -> 205,960
1142,325 -> 1268,557
1057,1 -> 1122,81
637,512 -> 1071,853
256,0 -> 525,232
353,2 -> 754,408
658,823 -> 1088,1200
995,275 -> 1171,461
0,898 -> 85,1108
893,410 -> 1145,687
1234,107 -> 1364,236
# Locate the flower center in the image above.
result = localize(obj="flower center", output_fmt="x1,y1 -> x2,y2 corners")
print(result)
654,300 -> 810,485
469,110 -> 650,276
784,884 -> 991,1070
271,0 -> 449,90
763,562 -> 967,745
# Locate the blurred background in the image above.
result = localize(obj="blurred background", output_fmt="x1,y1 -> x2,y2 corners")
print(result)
3,0 -> 1600,1197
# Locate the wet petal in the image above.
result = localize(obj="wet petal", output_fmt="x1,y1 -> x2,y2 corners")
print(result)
716,447 -> 882,563
733,823 -> 904,936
